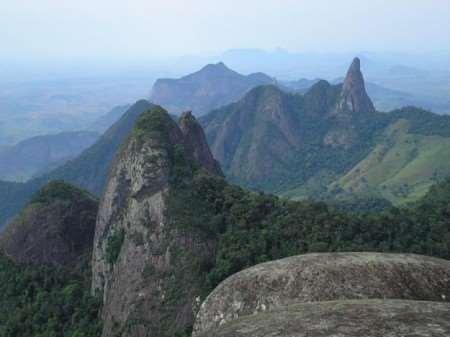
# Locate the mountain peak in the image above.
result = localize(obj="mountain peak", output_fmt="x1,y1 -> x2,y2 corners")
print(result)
179,111 -> 223,176
335,57 -> 375,115
151,63 -> 273,116
200,62 -> 233,75
348,57 -> 361,73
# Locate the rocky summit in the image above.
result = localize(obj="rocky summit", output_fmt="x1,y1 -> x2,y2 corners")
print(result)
333,57 -> 376,116
179,111 -> 223,176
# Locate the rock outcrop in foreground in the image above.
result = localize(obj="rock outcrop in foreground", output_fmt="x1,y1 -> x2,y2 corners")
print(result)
92,106 -> 221,337
0,181 -> 98,267
193,252 -> 450,336
196,300 -> 450,337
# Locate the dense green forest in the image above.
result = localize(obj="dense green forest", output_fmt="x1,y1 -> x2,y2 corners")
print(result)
168,157 -> 450,293
0,254 -> 101,337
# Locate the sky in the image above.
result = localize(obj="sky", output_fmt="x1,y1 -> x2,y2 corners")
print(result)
2,0 -> 450,64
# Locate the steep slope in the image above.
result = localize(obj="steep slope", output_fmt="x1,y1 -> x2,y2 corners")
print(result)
333,57 -> 375,115
89,104 -> 131,133
45,99 -> 155,195
202,85 -> 308,190
179,111 -> 223,175
0,100 -> 153,229
0,130 -> 99,182
151,62 -> 275,116
92,106 -> 222,337
0,181 -> 98,267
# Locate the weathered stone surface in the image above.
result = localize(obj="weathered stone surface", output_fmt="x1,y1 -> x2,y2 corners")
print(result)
92,106 -> 220,337
193,252 -> 450,335
197,300 -> 450,337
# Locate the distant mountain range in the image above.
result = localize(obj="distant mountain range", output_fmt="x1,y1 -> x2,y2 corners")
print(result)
0,131 -> 99,182
151,62 -> 275,115
0,100 -> 153,227
0,105 -> 131,184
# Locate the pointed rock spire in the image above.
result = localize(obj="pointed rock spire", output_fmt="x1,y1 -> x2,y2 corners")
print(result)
335,57 -> 375,114
179,111 -> 223,176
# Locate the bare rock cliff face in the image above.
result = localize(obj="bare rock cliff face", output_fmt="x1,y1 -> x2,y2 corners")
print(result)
325,57 -> 377,148
179,111 -> 223,176
334,57 -> 376,115
92,106 -> 220,337
193,252 -> 450,337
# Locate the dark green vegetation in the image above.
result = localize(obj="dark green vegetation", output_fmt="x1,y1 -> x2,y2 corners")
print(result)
0,182 -> 101,337
105,229 -> 125,265
169,167 -> 450,293
0,100 -> 153,229
0,181 -> 98,267
0,253 -> 102,337
30,180 -> 96,205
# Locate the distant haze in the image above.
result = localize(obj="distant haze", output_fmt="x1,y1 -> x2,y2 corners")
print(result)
2,0 -> 450,66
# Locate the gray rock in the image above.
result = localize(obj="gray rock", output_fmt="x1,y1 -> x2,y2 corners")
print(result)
196,300 -> 450,337
334,57 -> 376,115
193,252 -> 450,335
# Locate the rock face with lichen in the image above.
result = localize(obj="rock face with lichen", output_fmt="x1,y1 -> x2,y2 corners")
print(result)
196,300 -> 450,337
91,106 -> 221,337
193,252 -> 450,337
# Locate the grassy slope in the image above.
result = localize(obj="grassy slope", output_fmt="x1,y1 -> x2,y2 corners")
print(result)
333,119 -> 450,205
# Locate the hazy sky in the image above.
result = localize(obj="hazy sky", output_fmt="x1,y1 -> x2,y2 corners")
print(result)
2,0 -> 450,63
